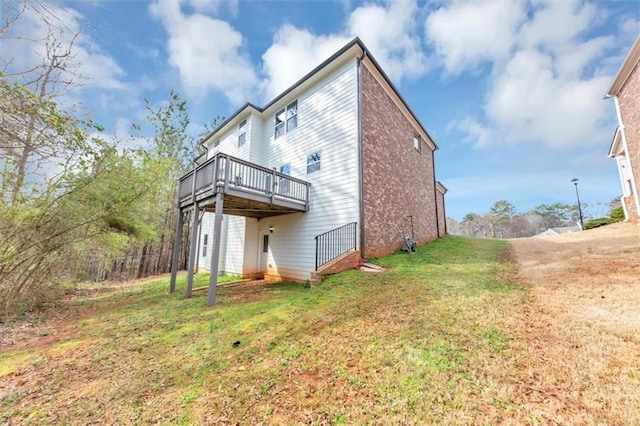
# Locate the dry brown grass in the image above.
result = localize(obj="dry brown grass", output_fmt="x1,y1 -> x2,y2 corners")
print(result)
499,222 -> 640,424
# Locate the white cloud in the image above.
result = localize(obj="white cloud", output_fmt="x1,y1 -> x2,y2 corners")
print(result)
0,2 -> 126,92
519,1 -> 596,51
555,35 -> 616,78
150,0 -> 256,104
425,0 -> 525,74
184,0 -> 239,16
431,0 -> 620,149
453,116 -> 492,148
620,17 -> 640,40
347,0 -> 428,80
485,49 -> 611,148
261,0 -> 428,100
260,26 -> 350,99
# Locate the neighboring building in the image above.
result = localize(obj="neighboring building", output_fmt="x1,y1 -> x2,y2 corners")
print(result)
606,35 -> 640,222
534,226 -> 581,238
170,38 -> 446,304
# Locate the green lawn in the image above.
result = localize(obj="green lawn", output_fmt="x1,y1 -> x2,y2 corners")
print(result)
1,236 -> 525,424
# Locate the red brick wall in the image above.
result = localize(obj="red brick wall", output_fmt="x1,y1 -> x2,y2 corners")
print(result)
619,61 -> 640,222
317,250 -> 362,275
622,195 -> 638,222
436,190 -> 446,237
361,65 -> 438,257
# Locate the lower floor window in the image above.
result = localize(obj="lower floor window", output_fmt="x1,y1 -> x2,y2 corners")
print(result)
279,164 -> 291,194
202,234 -> 208,257
307,151 -> 321,174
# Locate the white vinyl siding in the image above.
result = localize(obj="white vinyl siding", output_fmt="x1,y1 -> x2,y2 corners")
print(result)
259,59 -> 359,280
222,216 -> 245,275
199,214 -> 217,271
249,114 -> 265,165
198,58 -> 359,281
207,115 -> 252,161
198,214 -> 246,276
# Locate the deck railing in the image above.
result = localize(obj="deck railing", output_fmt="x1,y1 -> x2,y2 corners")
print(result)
178,153 -> 310,209
315,222 -> 357,270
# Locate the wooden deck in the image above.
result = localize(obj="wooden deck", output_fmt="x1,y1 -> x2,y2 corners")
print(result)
178,153 -> 311,218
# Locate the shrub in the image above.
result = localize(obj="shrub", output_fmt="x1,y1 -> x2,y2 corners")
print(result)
610,206 -> 625,222
583,217 -> 614,230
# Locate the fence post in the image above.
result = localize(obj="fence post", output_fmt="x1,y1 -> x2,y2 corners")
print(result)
223,154 -> 231,192
271,169 -> 276,203
353,222 -> 357,251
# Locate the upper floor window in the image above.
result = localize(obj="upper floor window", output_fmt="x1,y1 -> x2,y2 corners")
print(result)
275,100 -> 297,138
413,134 -> 421,152
213,139 -> 220,148
307,151 -> 321,174
238,119 -> 247,147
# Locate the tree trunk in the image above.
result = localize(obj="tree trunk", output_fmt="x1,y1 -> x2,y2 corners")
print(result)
137,245 -> 147,279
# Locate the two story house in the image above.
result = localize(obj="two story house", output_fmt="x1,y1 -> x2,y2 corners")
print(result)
606,35 -> 640,222
169,38 -> 447,305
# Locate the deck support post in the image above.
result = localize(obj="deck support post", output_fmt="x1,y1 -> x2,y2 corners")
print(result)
207,192 -> 224,306
169,210 -> 184,293
184,203 -> 199,298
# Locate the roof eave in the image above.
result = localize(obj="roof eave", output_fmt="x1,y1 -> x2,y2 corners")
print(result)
359,45 -> 438,152
608,126 -> 623,157
200,102 -> 261,149
605,35 -> 640,98
262,37 -> 364,112
199,38 -> 365,150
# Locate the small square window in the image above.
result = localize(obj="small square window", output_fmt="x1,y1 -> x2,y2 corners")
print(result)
213,139 -> 220,148
413,135 -> 421,152
307,151 -> 321,174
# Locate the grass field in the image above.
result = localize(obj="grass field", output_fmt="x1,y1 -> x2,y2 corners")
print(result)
1,236 -> 528,424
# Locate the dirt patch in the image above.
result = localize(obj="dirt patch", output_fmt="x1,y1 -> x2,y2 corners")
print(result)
504,222 -> 640,423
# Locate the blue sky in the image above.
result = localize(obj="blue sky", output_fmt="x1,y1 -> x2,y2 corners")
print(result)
2,0 -> 639,220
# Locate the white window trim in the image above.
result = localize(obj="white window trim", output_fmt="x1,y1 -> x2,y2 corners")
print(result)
202,234 -> 208,257
306,150 -> 321,174
238,119 -> 247,147
275,100 -> 298,138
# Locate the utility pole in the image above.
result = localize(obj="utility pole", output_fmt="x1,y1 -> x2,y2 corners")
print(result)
571,178 -> 584,229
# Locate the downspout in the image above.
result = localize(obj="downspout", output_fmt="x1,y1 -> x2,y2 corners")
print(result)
614,96 -> 640,217
439,184 -> 448,235
431,149 -> 440,238
357,50 -> 366,259
442,187 -> 448,235
614,157 -> 630,220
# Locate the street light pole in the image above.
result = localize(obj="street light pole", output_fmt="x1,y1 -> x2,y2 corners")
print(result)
571,178 -> 584,230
